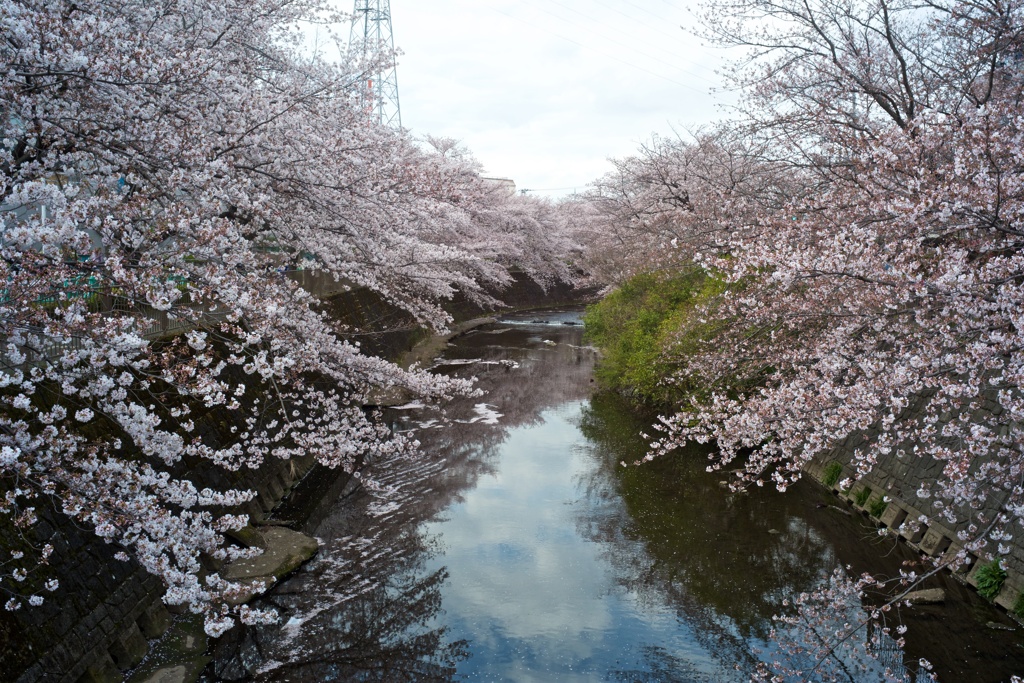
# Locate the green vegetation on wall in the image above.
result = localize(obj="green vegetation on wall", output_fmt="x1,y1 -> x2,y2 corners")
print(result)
822,462 -> 843,488
852,486 -> 872,507
583,267 -> 729,407
976,559 -> 1007,601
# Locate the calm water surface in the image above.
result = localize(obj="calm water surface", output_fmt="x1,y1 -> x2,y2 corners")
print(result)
207,309 -> 1024,682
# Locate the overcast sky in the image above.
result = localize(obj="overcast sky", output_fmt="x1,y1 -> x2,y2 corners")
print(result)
330,1 -> 737,198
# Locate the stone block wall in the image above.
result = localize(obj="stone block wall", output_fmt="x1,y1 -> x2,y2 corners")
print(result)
3,451 -> 316,683
318,271 -> 600,360
4,504 -> 169,683
806,394 -> 1024,616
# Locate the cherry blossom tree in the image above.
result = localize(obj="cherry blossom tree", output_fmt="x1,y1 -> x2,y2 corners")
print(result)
419,135 -> 583,291
0,0 -> 577,635
647,0 -> 1024,546
583,0 -> 1024,677
585,127 -> 800,285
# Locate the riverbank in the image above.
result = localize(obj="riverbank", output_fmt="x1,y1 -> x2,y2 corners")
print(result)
124,307 -> 588,683
583,268 -> 1024,649
1,270 -> 596,683
200,311 -> 1024,681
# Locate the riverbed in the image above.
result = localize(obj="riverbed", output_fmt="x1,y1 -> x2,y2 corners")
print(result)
205,309 -> 1024,682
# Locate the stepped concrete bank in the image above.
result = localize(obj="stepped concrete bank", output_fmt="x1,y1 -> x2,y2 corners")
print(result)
806,391 -> 1024,619
4,273 -> 597,683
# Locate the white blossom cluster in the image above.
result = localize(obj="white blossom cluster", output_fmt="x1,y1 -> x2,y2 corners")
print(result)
583,0 -> 1024,677
0,0 -> 581,633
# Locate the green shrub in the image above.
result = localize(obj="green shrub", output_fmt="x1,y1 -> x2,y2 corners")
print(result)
853,486 -> 872,507
583,266 -> 730,406
822,462 -> 843,488
1013,591 -> 1024,618
976,559 -> 1007,601
867,496 -> 888,518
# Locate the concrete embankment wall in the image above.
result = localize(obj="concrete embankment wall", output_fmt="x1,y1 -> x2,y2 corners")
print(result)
6,274 -> 596,683
6,427 -> 322,683
805,393 -> 1024,617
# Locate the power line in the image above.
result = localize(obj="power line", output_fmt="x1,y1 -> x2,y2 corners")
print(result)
617,0 -> 677,23
588,0 -> 690,44
518,0 -> 676,70
519,185 -> 587,193
586,0 -> 717,76
655,0 -> 687,11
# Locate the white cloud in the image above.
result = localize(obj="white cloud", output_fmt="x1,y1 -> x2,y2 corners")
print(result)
422,415 -> 614,659
336,0 -> 736,196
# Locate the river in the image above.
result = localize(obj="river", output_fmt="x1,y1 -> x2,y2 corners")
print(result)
205,309 -> 1024,682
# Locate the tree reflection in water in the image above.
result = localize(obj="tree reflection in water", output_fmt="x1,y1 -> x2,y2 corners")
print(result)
576,392 -> 836,639
609,645 -> 735,683
574,392 -> 930,681
206,312 -> 598,681
206,311 -> 1021,682
233,567 -> 467,682
206,438 -> 469,682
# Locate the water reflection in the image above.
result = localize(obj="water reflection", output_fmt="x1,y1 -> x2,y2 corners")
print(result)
206,438 -> 466,682
206,311 -> 600,681
575,392 -> 1024,682
407,317 -> 757,681
575,392 -> 837,640
206,310 -> 1024,682
575,394 -> 923,682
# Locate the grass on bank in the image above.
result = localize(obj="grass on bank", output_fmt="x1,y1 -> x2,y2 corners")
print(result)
582,267 -> 732,407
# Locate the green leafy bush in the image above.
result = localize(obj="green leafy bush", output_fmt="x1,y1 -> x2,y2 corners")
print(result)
583,267 -> 730,406
976,560 -> 1007,601
822,462 -> 843,488
1013,591 -> 1024,618
867,496 -> 888,518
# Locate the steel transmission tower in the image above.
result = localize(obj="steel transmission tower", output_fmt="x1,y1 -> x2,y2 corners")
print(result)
350,0 -> 402,128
